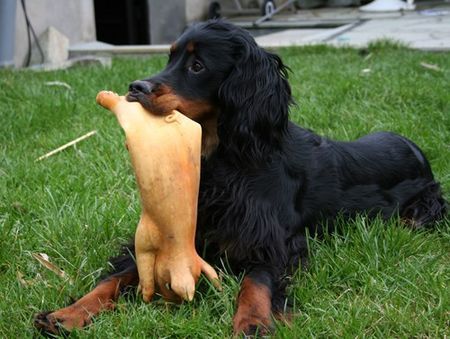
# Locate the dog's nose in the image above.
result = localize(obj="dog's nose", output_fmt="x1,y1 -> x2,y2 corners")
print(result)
129,80 -> 153,94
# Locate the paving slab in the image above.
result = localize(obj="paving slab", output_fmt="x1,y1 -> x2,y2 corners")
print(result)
327,12 -> 450,50
251,6 -> 450,51
66,5 -> 450,58
255,22 -> 361,46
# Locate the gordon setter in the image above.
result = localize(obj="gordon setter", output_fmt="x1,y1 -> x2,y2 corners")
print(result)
35,20 -> 447,336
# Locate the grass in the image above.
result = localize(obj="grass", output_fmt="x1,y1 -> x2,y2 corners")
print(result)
0,42 -> 449,338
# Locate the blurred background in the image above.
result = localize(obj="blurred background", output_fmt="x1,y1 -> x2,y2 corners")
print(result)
1,0 -> 449,68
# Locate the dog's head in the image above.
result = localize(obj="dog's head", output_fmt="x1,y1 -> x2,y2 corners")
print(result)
127,20 -> 292,162
127,20 -> 239,120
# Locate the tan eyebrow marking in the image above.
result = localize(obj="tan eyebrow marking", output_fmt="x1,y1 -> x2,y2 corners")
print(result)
186,41 -> 195,53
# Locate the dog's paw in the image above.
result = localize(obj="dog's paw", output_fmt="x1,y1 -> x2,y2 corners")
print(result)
33,306 -> 90,335
34,311 -> 70,336
233,313 -> 273,337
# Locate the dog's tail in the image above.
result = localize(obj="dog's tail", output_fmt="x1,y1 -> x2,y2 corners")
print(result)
401,181 -> 447,228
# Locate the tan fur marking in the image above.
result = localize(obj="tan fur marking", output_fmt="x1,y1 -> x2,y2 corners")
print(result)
140,84 -> 219,155
34,272 -> 138,334
232,276 -> 273,336
186,41 -> 195,53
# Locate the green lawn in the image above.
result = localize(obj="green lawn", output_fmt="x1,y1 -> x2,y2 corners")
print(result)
0,43 -> 449,338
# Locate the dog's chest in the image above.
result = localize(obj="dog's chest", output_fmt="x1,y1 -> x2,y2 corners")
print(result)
196,161 -> 302,247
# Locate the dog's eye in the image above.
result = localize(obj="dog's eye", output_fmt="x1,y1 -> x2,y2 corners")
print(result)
189,61 -> 204,74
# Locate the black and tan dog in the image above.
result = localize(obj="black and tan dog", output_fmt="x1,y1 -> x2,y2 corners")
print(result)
35,20 -> 447,336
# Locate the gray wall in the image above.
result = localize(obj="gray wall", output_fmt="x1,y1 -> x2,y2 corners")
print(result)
12,0 -> 210,66
149,0 -> 209,44
186,0 -> 209,22
14,0 -> 96,67
149,0 -> 186,44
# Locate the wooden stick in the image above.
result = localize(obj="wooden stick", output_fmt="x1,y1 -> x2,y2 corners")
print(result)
420,62 -> 442,72
36,130 -> 97,161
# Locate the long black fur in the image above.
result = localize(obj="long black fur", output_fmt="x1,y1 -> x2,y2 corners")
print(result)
124,20 -> 446,313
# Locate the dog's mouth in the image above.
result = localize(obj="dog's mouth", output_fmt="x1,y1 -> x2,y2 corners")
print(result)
126,86 -> 212,121
126,91 -> 180,116
126,91 -> 156,112
126,91 -> 144,103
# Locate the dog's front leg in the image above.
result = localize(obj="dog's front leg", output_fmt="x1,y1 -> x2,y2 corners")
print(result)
34,265 -> 139,335
232,269 -> 274,336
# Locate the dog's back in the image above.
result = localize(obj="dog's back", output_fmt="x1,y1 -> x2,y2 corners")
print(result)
290,126 -> 447,228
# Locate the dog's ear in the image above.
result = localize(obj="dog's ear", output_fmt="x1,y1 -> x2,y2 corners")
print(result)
217,41 -> 292,166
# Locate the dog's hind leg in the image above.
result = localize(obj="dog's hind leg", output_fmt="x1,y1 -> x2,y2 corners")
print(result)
400,181 -> 447,228
390,134 -> 447,226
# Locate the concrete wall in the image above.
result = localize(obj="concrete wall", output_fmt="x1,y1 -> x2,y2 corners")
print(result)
186,0 -> 209,22
12,0 -> 210,65
14,0 -> 96,67
149,0 -> 209,44
218,0 -> 263,8
148,0 -> 186,44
